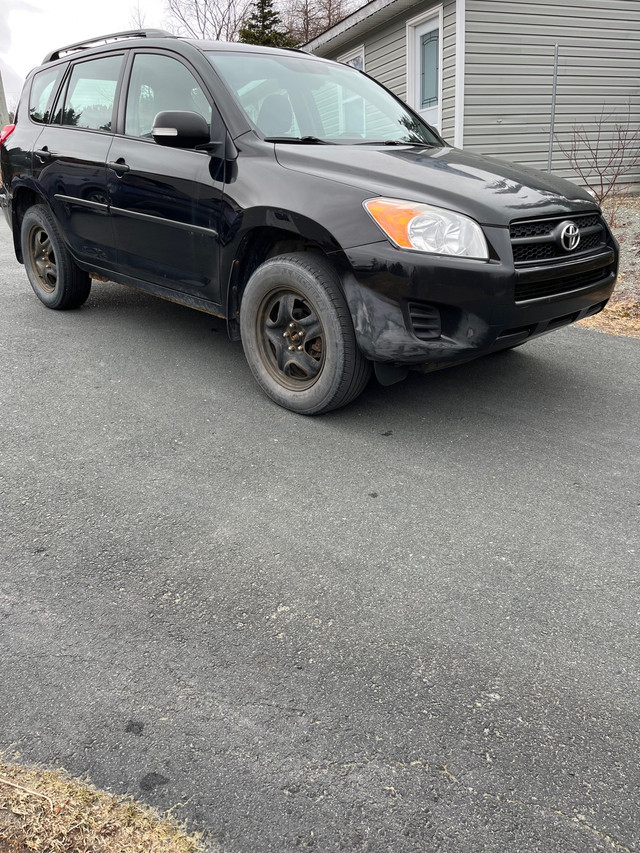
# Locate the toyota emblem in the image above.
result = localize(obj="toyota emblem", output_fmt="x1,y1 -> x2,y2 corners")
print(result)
560,222 -> 580,252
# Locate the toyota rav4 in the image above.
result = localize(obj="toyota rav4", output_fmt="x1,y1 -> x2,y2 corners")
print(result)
0,30 -> 619,413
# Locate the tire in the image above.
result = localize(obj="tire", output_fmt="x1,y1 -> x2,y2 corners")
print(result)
240,253 -> 372,414
21,205 -> 92,309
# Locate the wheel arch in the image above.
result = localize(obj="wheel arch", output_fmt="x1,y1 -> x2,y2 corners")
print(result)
10,185 -> 48,264
224,215 -> 352,341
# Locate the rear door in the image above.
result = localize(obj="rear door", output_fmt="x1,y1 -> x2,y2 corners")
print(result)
107,51 -> 223,301
35,53 -> 124,268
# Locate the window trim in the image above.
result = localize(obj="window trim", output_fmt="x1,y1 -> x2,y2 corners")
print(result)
406,5 -> 443,131
337,45 -> 365,72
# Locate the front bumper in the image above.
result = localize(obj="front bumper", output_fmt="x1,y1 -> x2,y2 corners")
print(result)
339,226 -> 618,369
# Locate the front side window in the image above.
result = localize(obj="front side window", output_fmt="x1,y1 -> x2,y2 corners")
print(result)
58,55 -> 123,131
125,53 -> 212,138
29,65 -> 65,124
208,52 -> 440,146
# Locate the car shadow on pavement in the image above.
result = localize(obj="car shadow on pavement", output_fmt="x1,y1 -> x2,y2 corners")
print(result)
78,280 -> 610,432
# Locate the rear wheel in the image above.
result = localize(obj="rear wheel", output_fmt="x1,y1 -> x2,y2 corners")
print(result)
21,205 -> 91,309
240,253 -> 371,414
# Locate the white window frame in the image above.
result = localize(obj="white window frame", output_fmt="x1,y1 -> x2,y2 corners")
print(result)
337,45 -> 365,72
335,45 -> 366,135
406,6 -> 443,132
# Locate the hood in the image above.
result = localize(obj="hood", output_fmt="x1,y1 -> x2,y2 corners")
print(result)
274,144 -> 597,227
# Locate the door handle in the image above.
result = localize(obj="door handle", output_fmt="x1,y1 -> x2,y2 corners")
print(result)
35,148 -> 53,162
107,159 -> 130,175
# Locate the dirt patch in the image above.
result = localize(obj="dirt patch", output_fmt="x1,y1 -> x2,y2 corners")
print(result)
0,759 -> 204,853
578,196 -> 640,337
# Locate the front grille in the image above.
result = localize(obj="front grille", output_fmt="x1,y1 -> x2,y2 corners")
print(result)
510,213 -> 601,241
514,242 -> 558,263
514,266 -> 614,302
510,212 -> 606,265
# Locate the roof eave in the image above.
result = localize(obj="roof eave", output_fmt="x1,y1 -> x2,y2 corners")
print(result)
305,0 -> 419,55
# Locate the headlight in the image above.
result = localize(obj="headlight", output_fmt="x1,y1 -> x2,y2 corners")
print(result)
364,198 -> 489,260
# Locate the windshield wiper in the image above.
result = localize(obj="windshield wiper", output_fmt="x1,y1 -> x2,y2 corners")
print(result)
264,135 -> 330,144
357,140 -> 437,147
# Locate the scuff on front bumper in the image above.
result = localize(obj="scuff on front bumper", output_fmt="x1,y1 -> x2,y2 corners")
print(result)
339,232 -> 617,370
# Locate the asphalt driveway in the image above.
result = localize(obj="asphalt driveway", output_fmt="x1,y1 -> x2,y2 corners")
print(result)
1,220 -> 639,852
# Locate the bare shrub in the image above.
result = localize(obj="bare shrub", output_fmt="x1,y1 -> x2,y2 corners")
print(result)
556,105 -> 640,227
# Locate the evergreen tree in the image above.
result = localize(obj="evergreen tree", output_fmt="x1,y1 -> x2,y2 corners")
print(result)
238,0 -> 297,47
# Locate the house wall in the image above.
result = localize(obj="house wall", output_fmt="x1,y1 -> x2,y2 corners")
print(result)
464,0 -> 640,185
311,0 -> 639,189
320,0 -> 459,141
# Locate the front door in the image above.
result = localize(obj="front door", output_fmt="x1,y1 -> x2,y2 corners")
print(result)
107,51 -> 223,302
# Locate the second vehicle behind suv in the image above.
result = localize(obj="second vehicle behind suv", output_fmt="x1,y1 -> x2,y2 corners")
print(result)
0,30 -> 618,413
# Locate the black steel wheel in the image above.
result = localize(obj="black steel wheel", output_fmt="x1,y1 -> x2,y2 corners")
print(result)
240,253 -> 371,414
21,205 -> 91,309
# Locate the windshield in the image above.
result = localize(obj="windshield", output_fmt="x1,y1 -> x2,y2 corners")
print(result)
207,51 -> 441,146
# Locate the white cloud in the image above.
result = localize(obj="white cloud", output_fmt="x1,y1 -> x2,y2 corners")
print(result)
0,0 -> 40,53
0,0 -> 164,89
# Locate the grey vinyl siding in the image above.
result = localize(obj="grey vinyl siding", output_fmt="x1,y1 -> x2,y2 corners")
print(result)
465,0 -> 640,185
440,0 -> 457,140
364,26 -> 407,99
321,0 -> 458,136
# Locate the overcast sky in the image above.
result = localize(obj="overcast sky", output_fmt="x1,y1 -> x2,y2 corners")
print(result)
0,0 -> 164,107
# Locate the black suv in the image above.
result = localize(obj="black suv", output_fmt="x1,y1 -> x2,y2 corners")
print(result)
0,30 -> 618,413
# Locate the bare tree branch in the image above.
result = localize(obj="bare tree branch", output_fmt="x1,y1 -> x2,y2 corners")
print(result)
129,1 -> 147,28
164,0 -> 252,41
281,0 -> 358,43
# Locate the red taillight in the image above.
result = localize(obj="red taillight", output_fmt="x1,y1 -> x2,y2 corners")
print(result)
0,124 -> 16,145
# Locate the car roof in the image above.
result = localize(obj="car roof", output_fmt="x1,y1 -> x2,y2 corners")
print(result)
42,29 -> 312,65
185,40 -> 310,57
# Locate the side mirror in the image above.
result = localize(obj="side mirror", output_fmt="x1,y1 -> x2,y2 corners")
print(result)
151,110 -> 210,149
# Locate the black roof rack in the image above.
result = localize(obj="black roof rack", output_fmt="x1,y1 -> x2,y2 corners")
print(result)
43,29 -> 177,63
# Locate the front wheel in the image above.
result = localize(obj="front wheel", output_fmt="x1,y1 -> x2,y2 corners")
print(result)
21,205 -> 92,309
240,253 -> 371,414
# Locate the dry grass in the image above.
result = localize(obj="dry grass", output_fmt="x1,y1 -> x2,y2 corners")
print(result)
0,760 -> 204,853
578,294 -> 640,338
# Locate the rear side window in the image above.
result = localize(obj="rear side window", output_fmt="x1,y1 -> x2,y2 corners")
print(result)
29,66 -> 65,124
124,53 -> 212,138
56,55 -> 123,131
